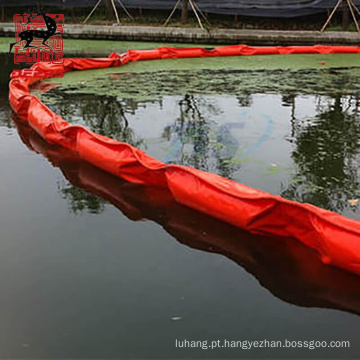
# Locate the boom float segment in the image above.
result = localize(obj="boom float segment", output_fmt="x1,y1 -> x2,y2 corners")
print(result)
8,44 -> 360,276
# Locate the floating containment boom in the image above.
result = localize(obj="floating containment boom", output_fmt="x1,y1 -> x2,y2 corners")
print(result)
9,44 -> 360,276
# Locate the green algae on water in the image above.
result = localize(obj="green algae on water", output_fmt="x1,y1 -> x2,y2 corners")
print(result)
33,53 -> 360,103
37,66 -> 360,104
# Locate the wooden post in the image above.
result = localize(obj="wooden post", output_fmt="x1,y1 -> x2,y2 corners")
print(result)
346,0 -> 360,31
189,0 -> 203,28
321,0 -> 343,32
138,0 -> 143,17
164,0 -> 182,26
71,7 -> 76,22
110,0 -> 121,25
193,0 -> 211,27
348,0 -> 360,17
342,0 -> 350,29
83,0 -> 103,24
106,0 -> 114,22
116,0 -> 133,20
181,0 -> 189,23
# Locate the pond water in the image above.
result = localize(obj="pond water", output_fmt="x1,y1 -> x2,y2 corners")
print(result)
39,54 -> 360,219
2,48 -> 360,359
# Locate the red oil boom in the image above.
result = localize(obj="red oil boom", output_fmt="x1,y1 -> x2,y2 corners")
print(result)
9,44 -> 360,276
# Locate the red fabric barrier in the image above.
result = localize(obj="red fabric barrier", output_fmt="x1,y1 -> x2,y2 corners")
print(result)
8,44 -> 360,276
14,119 -> 360,316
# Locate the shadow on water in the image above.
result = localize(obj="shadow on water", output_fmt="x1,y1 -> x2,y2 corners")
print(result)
12,114 -> 360,318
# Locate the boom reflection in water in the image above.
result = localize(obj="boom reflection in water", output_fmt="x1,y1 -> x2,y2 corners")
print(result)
13,115 -> 360,317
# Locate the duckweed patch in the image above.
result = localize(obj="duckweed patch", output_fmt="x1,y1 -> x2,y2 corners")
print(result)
38,67 -> 360,103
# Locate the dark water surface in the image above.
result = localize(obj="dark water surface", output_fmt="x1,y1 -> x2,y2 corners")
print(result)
2,51 -> 360,359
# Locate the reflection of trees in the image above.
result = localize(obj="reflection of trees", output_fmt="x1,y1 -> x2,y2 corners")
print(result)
46,92 -> 245,212
51,93 -> 144,147
43,88 -> 360,215
0,109 -> 12,128
0,98 -> 12,128
162,94 -> 241,179
283,95 -> 360,213
282,93 -> 296,137
237,93 -> 253,108
163,94 -> 210,171
60,181 -> 106,214
49,94 -> 147,214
